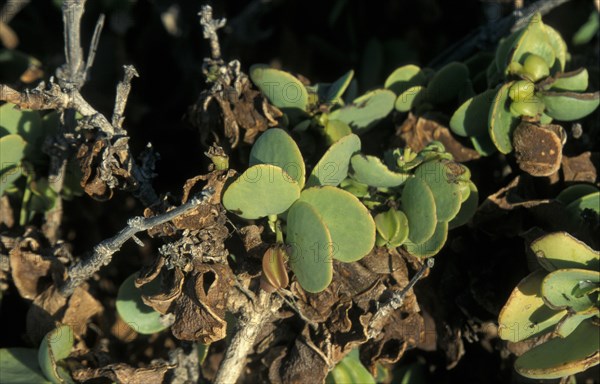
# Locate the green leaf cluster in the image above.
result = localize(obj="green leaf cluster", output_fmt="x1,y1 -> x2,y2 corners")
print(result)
450,13 -> 599,159
498,232 -> 599,379
222,129 -> 375,293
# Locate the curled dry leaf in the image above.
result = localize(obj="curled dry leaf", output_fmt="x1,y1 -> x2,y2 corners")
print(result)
189,73 -> 282,148
396,113 -> 480,162
77,136 -> 137,201
561,151 -> 598,184
72,361 -> 175,384
9,245 -> 57,300
171,263 -> 234,343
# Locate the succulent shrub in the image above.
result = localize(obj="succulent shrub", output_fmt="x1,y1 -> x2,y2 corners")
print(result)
0,325 -> 75,383
498,232 -> 599,379
449,13 -> 599,176
0,104 -> 82,224
222,128 -> 376,293
249,65 -> 396,143
342,141 -> 477,258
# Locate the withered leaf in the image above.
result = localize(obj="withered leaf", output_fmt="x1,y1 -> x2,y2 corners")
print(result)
513,122 -> 564,177
396,113 -> 480,162
9,247 -> 55,300
72,362 -> 175,384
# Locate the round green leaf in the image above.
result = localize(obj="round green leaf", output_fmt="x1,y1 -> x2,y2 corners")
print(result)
307,133 -> 361,187
249,65 -> 309,121
556,184 -> 599,205
515,319 -> 599,379
402,177 -> 437,244
470,134 -> 497,156
384,64 -> 427,95
350,154 -> 410,187
38,325 -> 74,384
414,160 -> 462,222
0,164 -> 23,196
0,134 -> 26,172
489,81 -> 520,154
286,201 -> 333,293
375,208 -> 405,245
405,221 -> 448,258
508,13 -> 556,72
544,25 -> 567,72
541,268 -> 599,312
425,62 -> 470,104
572,10 -> 599,46
116,273 -> 170,335
498,270 -> 567,342
326,349 -> 375,384
249,128 -> 306,189
299,186 -> 375,262
323,119 -> 352,145
449,181 -> 479,229
0,103 -> 42,154
326,70 -> 354,103
0,348 -> 49,384
541,91 -> 600,121
555,309 -> 599,338
532,232 -> 599,272
223,164 -> 301,219
394,85 -> 425,112
567,192 -> 600,215
450,89 -> 496,137
547,68 -> 589,92
328,89 -> 395,134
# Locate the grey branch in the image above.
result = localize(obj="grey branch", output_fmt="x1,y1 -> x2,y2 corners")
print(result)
199,5 -> 226,61
60,188 -> 215,296
367,257 -> 434,339
213,290 -> 274,384
112,65 -> 139,131
60,0 -> 86,89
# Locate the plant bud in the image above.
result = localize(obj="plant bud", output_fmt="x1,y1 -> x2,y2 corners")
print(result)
510,97 -> 544,117
508,80 -> 535,102
260,246 -> 289,292
522,54 -> 550,82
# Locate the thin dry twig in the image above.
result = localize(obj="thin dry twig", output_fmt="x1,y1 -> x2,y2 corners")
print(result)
367,257 -> 434,339
60,188 -> 215,296
112,65 -> 139,131
198,5 -> 226,61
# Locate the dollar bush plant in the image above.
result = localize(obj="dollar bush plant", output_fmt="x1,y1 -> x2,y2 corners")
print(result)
498,232 -> 599,379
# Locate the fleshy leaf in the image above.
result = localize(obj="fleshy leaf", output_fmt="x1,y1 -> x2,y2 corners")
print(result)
0,164 -> 23,196
489,81 -> 520,154
394,85 -> 426,112
299,186 -> 375,262
223,164 -> 301,219
498,270 -> 566,342
541,268 -> 599,312
425,62 -> 470,104
306,134 -> 361,187
286,201 -> 333,293
384,64 -> 427,95
325,70 -> 354,103
541,91 -> 600,121
450,89 -> 496,137
323,119 -> 352,145
556,184 -> 599,205
508,13 -> 556,72
328,89 -> 395,134
470,134 -> 497,156
326,349 -> 375,384
38,325 -> 74,383
401,177 -> 437,244
0,348 -> 49,384
555,309 -> 599,338
514,319 -> 599,379
249,65 -> 309,121
249,128 -> 306,188
414,160 -> 462,222
544,25 -> 567,72
547,68 -> 589,92
350,154 -> 410,188
116,273 -> 170,334
532,232 -> 600,272
0,134 -> 26,172
449,181 -> 479,229
405,221 -> 448,258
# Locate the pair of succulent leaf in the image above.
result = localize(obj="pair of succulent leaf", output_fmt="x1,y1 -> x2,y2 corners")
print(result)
450,13 -> 599,161
345,142 -> 477,257
498,232 -> 599,379
222,128 -> 375,293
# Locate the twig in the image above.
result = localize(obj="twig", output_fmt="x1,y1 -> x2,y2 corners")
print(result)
213,290 -> 274,384
366,258 -> 434,339
198,5 -> 226,61
60,0 -> 86,89
59,188 -> 215,296
112,65 -> 139,131
83,13 -> 105,82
